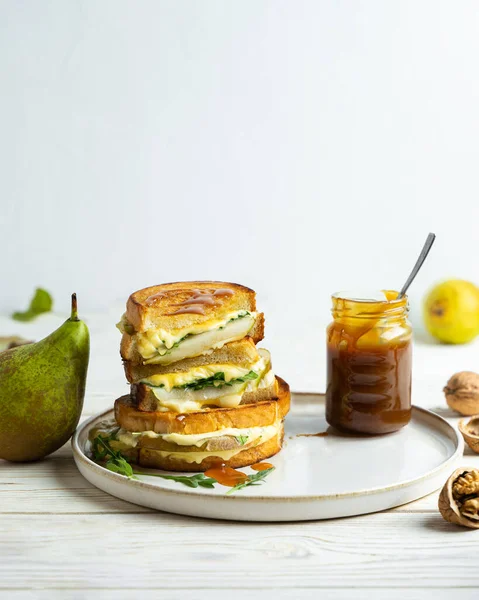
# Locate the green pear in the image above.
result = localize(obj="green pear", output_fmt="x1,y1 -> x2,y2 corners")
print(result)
0,294 -> 89,461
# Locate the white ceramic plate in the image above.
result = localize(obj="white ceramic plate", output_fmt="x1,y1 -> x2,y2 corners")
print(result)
72,392 -> 463,522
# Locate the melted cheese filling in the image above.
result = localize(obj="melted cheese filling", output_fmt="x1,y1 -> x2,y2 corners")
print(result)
145,447 -> 250,464
150,368 -> 275,412
142,350 -> 269,391
117,423 -> 279,448
142,350 -> 273,413
143,425 -> 282,464
131,311 -> 256,361
92,419 -> 282,465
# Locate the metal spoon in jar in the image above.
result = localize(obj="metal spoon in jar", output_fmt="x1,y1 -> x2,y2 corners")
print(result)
397,232 -> 436,299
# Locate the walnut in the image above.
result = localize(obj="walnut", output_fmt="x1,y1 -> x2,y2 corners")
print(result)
439,468 -> 479,528
0,336 -> 33,353
444,371 -> 479,416
458,415 -> 479,453
462,498 -> 479,521
452,470 -> 479,496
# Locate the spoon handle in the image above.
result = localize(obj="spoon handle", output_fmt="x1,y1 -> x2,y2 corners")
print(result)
398,232 -> 436,299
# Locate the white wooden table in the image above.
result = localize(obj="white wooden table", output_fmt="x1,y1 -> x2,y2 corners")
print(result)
1,310 -> 479,599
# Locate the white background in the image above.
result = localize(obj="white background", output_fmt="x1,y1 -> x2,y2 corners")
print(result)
1,0 -> 479,390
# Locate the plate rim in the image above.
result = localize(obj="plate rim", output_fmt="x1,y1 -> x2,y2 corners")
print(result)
72,392 -> 464,503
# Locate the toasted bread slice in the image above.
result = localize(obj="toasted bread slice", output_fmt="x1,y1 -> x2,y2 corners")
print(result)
126,281 -> 257,333
123,337 -> 260,383
120,312 -> 264,366
132,426 -> 284,472
115,376 -> 290,435
132,376 -> 278,412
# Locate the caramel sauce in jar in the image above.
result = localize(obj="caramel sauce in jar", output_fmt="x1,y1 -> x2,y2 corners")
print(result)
326,290 -> 412,435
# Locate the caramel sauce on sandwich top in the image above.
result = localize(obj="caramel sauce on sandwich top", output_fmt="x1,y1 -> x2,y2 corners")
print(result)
171,306 -> 209,315
326,290 -> 412,435
171,288 -> 235,316
144,292 -> 167,305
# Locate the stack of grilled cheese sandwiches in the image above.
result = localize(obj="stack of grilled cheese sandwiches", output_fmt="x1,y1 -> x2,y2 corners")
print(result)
96,281 -> 290,472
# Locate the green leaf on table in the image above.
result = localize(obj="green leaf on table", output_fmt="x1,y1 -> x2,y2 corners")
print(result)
12,288 -> 53,322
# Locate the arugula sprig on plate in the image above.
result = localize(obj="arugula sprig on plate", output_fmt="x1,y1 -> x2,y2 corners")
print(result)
90,435 -> 275,494
92,434 -> 138,479
156,473 -> 217,489
226,468 -> 276,495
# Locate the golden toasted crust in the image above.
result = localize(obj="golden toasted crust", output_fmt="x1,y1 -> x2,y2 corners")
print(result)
120,334 -> 141,363
133,427 -> 284,472
115,376 -> 290,435
123,337 -> 260,383
132,377 -> 278,412
120,313 -> 265,364
126,281 -> 256,333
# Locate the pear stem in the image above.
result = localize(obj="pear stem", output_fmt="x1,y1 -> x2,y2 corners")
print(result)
71,293 -> 79,321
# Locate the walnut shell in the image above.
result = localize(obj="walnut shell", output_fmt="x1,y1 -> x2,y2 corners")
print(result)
0,336 -> 33,353
438,467 -> 479,528
444,371 -> 479,416
458,415 -> 479,453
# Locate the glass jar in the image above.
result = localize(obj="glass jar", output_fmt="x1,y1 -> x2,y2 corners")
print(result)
325,290 -> 412,435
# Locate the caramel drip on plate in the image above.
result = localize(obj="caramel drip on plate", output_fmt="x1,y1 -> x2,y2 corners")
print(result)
250,462 -> 274,471
204,465 -> 248,487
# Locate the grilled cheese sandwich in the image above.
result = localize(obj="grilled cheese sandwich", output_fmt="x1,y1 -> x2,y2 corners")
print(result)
126,339 -> 277,413
90,377 -> 290,472
119,282 -> 264,365
94,281 -> 291,474
134,348 -> 272,411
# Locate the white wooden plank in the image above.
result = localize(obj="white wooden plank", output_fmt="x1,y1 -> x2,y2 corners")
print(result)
3,590 -> 477,600
0,513 -> 477,590
0,456 -> 152,514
